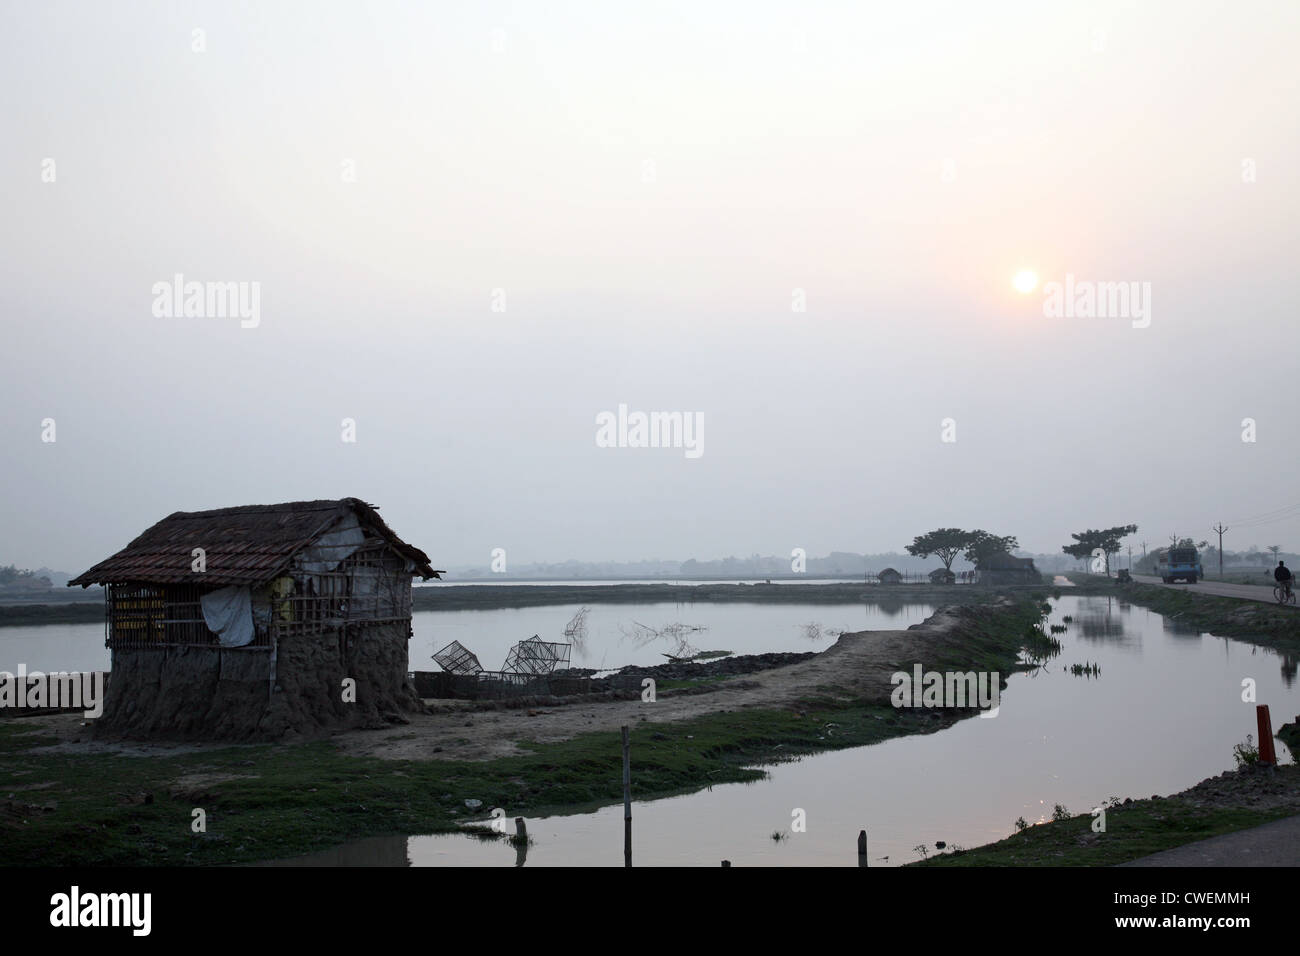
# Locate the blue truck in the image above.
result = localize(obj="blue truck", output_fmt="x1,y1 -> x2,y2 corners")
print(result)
1160,547 -> 1203,584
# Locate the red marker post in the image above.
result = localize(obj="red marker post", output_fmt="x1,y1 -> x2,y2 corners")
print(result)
1257,705 -> 1277,767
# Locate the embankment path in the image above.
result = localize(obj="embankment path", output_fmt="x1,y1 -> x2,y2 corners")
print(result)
1131,574 -> 1293,606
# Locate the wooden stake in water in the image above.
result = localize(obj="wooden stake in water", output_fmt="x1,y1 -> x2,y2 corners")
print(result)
513,818 -> 529,867
622,724 -> 632,867
858,830 -> 868,867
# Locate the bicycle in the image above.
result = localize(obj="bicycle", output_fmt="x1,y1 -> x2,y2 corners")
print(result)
1274,580 -> 1296,605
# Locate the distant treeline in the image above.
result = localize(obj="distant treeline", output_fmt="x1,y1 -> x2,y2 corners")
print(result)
0,580 -> 1018,626
447,550 -> 1079,580
0,565 -> 52,588
412,582 -> 1011,611
0,602 -> 103,626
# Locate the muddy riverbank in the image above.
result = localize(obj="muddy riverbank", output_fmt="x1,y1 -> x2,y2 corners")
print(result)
915,763 -> 1300,867
0,596 -> 1047,865
338,598 -> 1037,762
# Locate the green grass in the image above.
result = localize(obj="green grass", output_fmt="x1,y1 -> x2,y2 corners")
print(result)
912,783 -> 1300,867
0,703 -> 939,866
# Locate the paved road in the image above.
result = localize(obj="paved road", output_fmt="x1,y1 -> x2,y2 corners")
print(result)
1131,574 -> 1294,606
1122,813 -> 1300,866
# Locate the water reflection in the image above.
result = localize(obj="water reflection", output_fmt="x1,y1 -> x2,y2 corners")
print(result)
411,601 -> 936,675
266,831 -> 540,868
0,601 -> 937,676
1071,596 -> 1131,643
1161,616 -> 1205,637
1282,654 -> 1297,689
265,594 -> 1300,867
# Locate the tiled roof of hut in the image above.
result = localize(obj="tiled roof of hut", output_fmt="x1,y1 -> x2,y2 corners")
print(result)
68,498 -> 440,587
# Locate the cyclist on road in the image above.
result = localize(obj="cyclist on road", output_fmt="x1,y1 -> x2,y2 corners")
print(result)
1276,561 -> 1294,598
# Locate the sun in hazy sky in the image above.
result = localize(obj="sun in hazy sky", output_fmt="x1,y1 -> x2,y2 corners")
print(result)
1013,270 -> 1039,294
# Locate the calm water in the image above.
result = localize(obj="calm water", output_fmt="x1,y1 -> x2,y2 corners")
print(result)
0,601 -> 934,675
271,594 -> 1299,867
411,600 -> 934,672
417,578 -> 873,587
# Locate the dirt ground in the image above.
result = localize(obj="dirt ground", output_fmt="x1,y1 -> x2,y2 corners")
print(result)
10,603 -> 1004,763
337,618 -> 925,762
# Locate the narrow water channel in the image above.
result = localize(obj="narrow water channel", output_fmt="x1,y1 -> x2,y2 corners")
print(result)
269,594 -> 1298,866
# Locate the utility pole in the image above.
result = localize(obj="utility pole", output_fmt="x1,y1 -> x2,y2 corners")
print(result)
1140,540 -> 1147,559
1127,544 -> 1133,569
1212,523 -> 1228,579
622,725 -> 632,867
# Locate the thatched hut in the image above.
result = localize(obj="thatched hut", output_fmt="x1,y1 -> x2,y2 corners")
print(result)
929,567 -> 956,585
68,498 -> 440,740
974,553 -> 1040,586
877,567 -> 903,585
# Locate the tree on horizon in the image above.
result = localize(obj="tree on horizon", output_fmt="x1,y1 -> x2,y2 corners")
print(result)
1063,524 -> 1139,576
904,528 -> 971,571
964,531 -> 1020,566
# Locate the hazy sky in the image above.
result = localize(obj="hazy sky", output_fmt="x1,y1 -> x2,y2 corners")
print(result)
3,0 -> 1298,573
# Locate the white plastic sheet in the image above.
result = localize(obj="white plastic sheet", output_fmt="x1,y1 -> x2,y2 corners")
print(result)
298,514 -> 365,573
200,585 -> 255,648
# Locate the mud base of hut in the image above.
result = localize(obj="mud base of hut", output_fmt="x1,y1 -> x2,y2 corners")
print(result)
93,625 -> 422,741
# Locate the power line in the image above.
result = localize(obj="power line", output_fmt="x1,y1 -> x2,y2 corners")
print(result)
1225,501 -> 1300,527
1229,515 -> 1300,532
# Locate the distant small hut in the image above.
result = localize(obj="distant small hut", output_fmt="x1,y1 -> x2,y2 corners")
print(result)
975,553 -> 1040,586
929,567 -> 956,585
68,498 -> 440,740
877,567 -> 903,585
